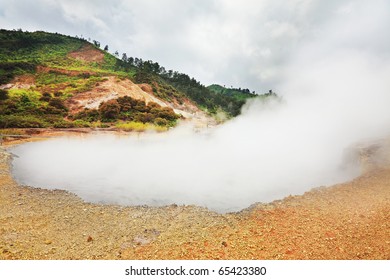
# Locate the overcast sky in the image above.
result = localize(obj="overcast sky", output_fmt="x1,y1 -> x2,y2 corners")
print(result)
1,0 -> 389,92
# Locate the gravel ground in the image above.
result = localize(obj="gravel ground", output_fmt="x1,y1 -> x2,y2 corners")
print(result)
0,138 -> 389,260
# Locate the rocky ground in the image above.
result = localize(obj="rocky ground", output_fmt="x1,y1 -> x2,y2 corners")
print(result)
0,136 -> 389,260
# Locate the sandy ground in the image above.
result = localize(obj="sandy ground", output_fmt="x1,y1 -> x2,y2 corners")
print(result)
0,135 -> 389,260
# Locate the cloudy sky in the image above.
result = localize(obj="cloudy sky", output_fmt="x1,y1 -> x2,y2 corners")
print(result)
1,0 -> 389,92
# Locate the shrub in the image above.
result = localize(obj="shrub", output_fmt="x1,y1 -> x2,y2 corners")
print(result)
45,105 -> 65,115
20,93 -> 31,105
0,99 -> 18,114
117,95 -> 137,111
78,73 -> 90,79
72,108 -> 99,122
39,92 -> 52,102
48,97 -> 67,111
99,99 -> 120,121
134,100 -> 147,112
157,107 -> 178,121
73,119 -> 91,128
0,89 -> 9,101
154,117 -> 168,126
97,122 -> 110,128
137,112 -> 154,123
148,101 -> 161,109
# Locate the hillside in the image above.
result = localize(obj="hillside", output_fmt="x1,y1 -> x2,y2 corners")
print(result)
0,29 -> 261,131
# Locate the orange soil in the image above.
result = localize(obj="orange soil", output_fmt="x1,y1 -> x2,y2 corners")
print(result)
0,135 -> 389,260
68,44 -> 104,63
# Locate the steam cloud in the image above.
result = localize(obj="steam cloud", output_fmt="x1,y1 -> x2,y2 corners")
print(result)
9,1 -> 390,212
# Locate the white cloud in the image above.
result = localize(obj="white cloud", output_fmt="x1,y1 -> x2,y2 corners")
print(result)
0,0 -> 389,92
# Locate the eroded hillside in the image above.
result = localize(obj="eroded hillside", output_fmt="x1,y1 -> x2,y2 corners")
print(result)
0,30 -> 218,130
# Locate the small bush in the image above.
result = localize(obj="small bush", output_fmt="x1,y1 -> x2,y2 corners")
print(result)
72,108 -> 99,122
45,105 -> 65,115
98,99 -> 120,121
0,89 -> 9,101
157,107 -> 178,121
154,117 -> 168,126
73,119 -> 91,128
78,73 -> 90,79
117,95 -> 137,111
0,99 -> 18,114
48,97 -> 67,111
39,92 -> 52,102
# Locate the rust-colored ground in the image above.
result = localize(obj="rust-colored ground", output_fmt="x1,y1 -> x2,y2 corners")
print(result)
68,44 -> 105,63
0,136 -> 389,260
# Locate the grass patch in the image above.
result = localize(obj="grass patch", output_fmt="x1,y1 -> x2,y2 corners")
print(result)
115,121 -> 168,132
35,72 -> 80,86
8,88 -> 42,102
0,128 -> 27,135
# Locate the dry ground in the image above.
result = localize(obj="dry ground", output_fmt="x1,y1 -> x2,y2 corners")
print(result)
0,137 -> 389,260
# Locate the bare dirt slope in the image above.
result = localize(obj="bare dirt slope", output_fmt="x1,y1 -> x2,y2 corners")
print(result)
0,139 -> 389,260
68,44 -> 105,63
67,76 -> 168,113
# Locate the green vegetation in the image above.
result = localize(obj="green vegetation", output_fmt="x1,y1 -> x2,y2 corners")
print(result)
115,54 -> 279,117
160,73 -> 248,116
0,115 -> 48,128
207,84 -> 279,106
0,61 -> 36,84
207,84 -> 257,101
0,29 -> 137,129
0,29 -> 135,77
0,29 -> 276,129
0,87 -> 68,128
115,121 -> 168,132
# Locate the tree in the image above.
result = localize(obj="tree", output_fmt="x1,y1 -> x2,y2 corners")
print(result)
104,45 -> 109,51
159,66 -> 166,75
93,40 -> 100,48
122,53 -> 128,62
134,57 -> 143,67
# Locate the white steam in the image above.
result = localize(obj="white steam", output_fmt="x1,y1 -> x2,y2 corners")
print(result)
9,1 -> 390,212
